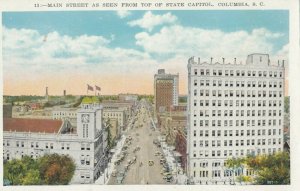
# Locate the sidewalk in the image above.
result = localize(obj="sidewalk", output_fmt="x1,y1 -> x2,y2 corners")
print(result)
94,135 -> 127,185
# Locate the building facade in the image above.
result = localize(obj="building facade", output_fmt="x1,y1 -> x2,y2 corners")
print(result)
154,69 -> 179,113
52,108 -> 77,126
3,97 -> 108,184
187,54 -> 285,184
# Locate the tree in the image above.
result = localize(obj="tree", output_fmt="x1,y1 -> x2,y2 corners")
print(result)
4,156 -> 39,185
246,152 -> 290,184
225,152 -> 290,185
284,96 -> 290,114
38,154 -> 76,185
4,154 -> 75,185
21,169 -> 41,185
105,118 -> 114,150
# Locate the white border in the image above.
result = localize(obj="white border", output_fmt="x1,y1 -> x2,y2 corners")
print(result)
0,0 -> 299,191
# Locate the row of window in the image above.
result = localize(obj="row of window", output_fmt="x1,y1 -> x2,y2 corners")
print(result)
194,80 -> 283,88
2,141 -> 88,151
193,138 -> 282,148
193,89 -> 283,98
195,100 -> 282,107
53,112 -> 76,116
194,110 -> 282,118
193,169 -> 253,179
83,124 -> 89,138
192,147 -> 281,158
193,128 -> 281,137
193,68 -> 283,78
193,119 -> 282,127
103,113 -> 123,117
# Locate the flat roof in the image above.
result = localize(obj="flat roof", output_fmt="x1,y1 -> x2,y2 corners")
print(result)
4,118 -> 63,133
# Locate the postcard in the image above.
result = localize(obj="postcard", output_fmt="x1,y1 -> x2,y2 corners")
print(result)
0,0 -> 299,191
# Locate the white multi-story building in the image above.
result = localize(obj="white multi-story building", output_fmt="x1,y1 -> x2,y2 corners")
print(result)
3,97 -> 108,184
103,108 -> 126,134
52,108 -> 77,125
187,53 -> 285,184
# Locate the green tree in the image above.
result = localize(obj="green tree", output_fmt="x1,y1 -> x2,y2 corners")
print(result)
284,96 -> 290,113
225,152 -> 290,185
105,118 -> 113,150
246,152 -> 290,184
21,169 -> 41,185
38,154 -> 76,185
4,156 -> 38,185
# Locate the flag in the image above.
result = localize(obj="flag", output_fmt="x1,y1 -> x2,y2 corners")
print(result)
95,86 -> 101,91
87,84 -> 94,91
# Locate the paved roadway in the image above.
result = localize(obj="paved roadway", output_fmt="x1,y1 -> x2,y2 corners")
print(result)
108,102 -> 170,185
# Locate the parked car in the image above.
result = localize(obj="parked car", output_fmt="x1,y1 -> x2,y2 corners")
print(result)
148,160 -> 154,166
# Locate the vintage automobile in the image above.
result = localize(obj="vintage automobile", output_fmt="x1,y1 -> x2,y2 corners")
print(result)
148,160 -> 154,166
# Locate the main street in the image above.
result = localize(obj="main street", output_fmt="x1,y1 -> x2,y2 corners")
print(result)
108,101 -> 173,185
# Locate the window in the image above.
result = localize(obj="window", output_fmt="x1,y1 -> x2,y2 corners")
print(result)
200,69 -> 204,75
50,143 -> 53,149
206,69 -> 210,75
81,143 -> 85,150
194,80 -> 197,86
194,69 -> 198,75
205,130 -> 209,137
219,70 -> 223,76
206,80 -> 210,86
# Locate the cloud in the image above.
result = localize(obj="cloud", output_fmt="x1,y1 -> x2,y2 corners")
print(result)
2,26 -> 155,83
116,10 -> 131,19
128,11 -> 177,32
3,24 -> 288,95
135,25 -> 285,63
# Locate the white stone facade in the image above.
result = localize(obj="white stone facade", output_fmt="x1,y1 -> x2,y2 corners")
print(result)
103,109 -> 126,129
3,102 -> 108,184
187,54 -> 285,184
52,108 -> 77,125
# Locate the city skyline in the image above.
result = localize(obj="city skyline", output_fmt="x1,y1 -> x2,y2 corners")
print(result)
3,10 -> 288,95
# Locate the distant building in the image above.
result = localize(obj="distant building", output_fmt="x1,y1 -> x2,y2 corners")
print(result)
170,103 -> 187,112
157,112 -> 187,146
27,102 -> 42,110
154,69 -> 179,113
103,108 -> 126,131
52,108 -> 77,126
3,103 -> 12,118
101,100 -> 134,120
3,97 -> 108,184
118,93 -> 138,102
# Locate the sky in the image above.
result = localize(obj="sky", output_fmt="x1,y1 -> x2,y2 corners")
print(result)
2,10 -> 289,96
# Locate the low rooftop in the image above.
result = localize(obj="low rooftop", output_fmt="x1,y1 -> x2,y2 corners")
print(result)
4,118 -> 63,133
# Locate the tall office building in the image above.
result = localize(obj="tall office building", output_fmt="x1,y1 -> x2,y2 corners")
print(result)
187,54 -> 285,184
154,69 -> 179,113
